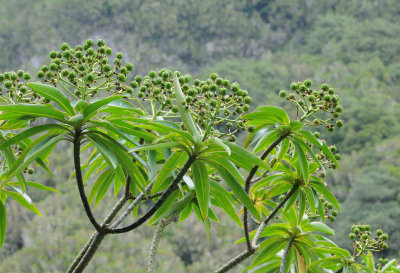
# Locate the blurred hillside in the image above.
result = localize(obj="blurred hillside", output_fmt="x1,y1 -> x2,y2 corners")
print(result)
0,0 -> 400,272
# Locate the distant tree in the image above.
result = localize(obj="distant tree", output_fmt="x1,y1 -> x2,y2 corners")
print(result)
0,40 -> 396,273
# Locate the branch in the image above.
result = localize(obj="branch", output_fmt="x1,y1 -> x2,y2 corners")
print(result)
215,183 -> 300,273
73,130 -> 102,232
147,217 -> 175,273
105,155 -> 196,234
280,236 -> 295,273
243,134 -> 288,250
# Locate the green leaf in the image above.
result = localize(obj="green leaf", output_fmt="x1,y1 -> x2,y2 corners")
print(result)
253,129 -> 279,153
381,259 -> 397,272
209,137 -> 230,155
204,157 -> 245,186
6,190 -> 41,216
173,72 -> 201,145
129,142 -> 187,153
87,134 -> 118,169
27,83 -> 75,116
0,124 -> 68,151
310,179 -> 340,211
309,247 -> 350,258
0,200 -> 6,248
83,95 -> 124,121
5,133 -> 67,183
152,151 -> 186,194
7,181 -> 59,193
225,142 -> 270,170
210,181 -> 242,227
208,160 -> 260,221
321,142 -> 341,170
88,168 -> 114,204
243,106 -> 290,125
148,190 -> 180,225
303,222 -> 335,235
293,139 -> 309,183
95,171 -> 115,205
290,121 -> 303,131
252,237 -> 287,267
0,120 -> 30,130
192,161 -> 209,220
0,104 -> 68,123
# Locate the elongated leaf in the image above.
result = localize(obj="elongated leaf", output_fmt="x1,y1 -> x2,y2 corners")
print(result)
303,222 -> 335,235
129,142 -> 187,153
253,129 -> 279,153
6,191 -> 41,216
6,133 -> 67,183
27,83 -> 75,116
205,157 -> 245,186
208,160 -> 260,220
95,171 -> 115,205
152,151 -> 186,194
0,104 -> 68,123
0,124 -> 68,150
8,181 -> 59,193
192,161 -> 209,220
252,237 -> 287,267
293,139 -> 309,183
173,72 -> 201,145
83,95 -> 124,121
310,180 -> 340,211
148,190 -> 180,225
225,142 -> 270,170
210,181 -> 241,227
209,137 -> 230,155
0,120 -> 30,130
0,201 -> 5,248
244,106 -> 290,125
87,135 -> 118,169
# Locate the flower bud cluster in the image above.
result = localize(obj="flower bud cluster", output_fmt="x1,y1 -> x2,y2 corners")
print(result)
319,196 -> 338,222
130,70 -> 252,140
0,70 -> 34,103
348,225 -> 389,253
280,80 -> 344,132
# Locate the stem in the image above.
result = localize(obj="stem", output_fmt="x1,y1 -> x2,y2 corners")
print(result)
73,130 -> 102,231
105,155 -> 196,234
215,183 -> 300,273
280,236 -> 295,273
147,217 -> 175,273
243,133 -> 289,250
68,195 -> 128,273
214,249 -> 254,273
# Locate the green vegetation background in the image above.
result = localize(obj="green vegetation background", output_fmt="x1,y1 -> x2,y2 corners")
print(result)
0,0 -> 400,272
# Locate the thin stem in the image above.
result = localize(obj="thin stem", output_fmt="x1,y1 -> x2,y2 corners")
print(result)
280,236 -> 295,273
243,133 -> 289,250
73,130 -> 102,232
147,217 -> 175,273
214,249 -> 253,273
105,155 -> 196,234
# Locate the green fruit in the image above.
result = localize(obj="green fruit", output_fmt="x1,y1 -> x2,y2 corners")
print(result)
75,100 -> 89,113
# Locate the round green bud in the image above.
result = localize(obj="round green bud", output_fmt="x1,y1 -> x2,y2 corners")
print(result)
62,50 -> 72,59
184,75 -> 191,83
382,243 -> 388,249
49,50 -> 58,59
210,84 -> 217,92
130,81 -> 138,88
210,73 -> 218,81
134,75 -> 142,83
75,100 -> 89,113
326,203 -> 333,209
87,48 -> 95,56
97,39 -> 105,47
75,51 -> 83,59
219,87 -> 227,96
187,88 -> 196,96
226,122 -> 233,129
148,71 -> 156,78
10,73 -> 17,81
106,48 -> 113,55
244,96 -> 252,104
228,135 -> 236,142
101,58 -> 108,65
120,67 -> 128,75
171,106 -> 179,113
137,92 -> 144,98
201,85 -> 209,92
41,65 -> 49,72
243,104 -> 250,112
299,85 -> 306,92
23,73 -> 31,81
37,71 -> 45,79
68,71 -> 76,80
334,153 -> 342,160
99,47 -> 106,54
116,52 -> 123,59
49,63 -> 58,71
361,233 -> 369,240
336,120 -> 343,128
290,83 -> 297,90
384,258 -> 389,263
209,99 -> 217,107
329,216 -> 335,222
353,227 -> 360,234
308,95 -> 315,102
321,83 -> 329,91
248,126 -> 255,133
125,62 -> 134,71
231,84 -> 239,93
45,71 -> 53,79
61,69 -> 69,77
329,145 -> 337,153
314,131 -> 320,138
298,100 -> 304,106
86,73 -> 95,83
379,258 -> 384,263
19,86 -> 27,93
323,95 -> 331,102
78,64 -> 86,72
61,42 -> 70,51
182,84 -> 189,92
332,210 -> 338,217
193,79 -> 200,86
27,167 -> 34,175
279,90 -> 287,98
117,74 -> 126,82
381,234 -> 388,241
376,229 -> 383,236
235,106 -> 243,114
288,93 -> 295,100
162,71 -> 170,79
222,79 -> 230,87
328,88 -> 335,95
215,78 -> 222,85
86,39 -> 94,47
304,79 -> 312,88
102,64 -> 112,73
4,81 -> 12,89
327,126 -> 335,132
332,112 -> 340,118
164,82 -> 172,89
0,74 -> 4,82
349,233 -> 356,240
17,70 -> 24,77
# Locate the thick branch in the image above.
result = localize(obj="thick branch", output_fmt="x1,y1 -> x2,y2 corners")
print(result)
215,183 -> 299,273
243,134 -> 288,250
105,155 -> 196,234
280,236 -> 295,273
73,130 -> 102,232
147,217 -> 175,273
